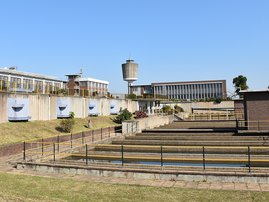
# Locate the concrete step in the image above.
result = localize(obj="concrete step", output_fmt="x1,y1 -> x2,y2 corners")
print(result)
70,152 -> 269,166
136,132 -> 235,136
87,151 -> 269,160
112,139 -> 269,146
157,121 -> 237,129
125,136 -> 267,141
142,129 -> 237,133
94,145 -> 269,154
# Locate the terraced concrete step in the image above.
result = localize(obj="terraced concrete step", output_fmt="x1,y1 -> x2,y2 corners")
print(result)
157,123 -> 236,130
112,140 -> 269,146
142,129 -> 237,133
125,136 -> 267,141
70,153 -> 269,166
136,132 -> 235,136
159,121 -> 237,128
85,151 -> 269,160
94,145 -> 269,154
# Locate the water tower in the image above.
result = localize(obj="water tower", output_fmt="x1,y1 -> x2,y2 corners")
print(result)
122,59 -> 138,94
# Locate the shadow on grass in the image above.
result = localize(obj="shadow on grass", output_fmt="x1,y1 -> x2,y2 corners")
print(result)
55,126 -> 68,133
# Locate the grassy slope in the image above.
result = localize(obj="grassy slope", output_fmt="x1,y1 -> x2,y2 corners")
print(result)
0,172 -> 268,202
0,116 -> 119,146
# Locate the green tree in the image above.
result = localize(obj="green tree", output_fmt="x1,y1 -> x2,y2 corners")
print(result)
232,75 -> 248,97
162,105 -> 172,113
127,93 -> 137,100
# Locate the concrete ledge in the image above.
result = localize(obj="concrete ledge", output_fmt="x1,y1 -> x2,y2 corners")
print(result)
16,162 -> 269,184
143,129 -> 236,133
175,120 -> 237,122
238,130 -> 269,135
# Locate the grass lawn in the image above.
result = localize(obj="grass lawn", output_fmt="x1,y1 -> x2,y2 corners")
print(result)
0,116 -> 119,146
0,172 -> 268,202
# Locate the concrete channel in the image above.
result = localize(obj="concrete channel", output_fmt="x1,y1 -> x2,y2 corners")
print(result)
15,120 -> 269,183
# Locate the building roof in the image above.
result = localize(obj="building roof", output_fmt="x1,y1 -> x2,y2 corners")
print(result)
240,89 -> 269,94
152,80 -> 226,86
130,84 -> 152,87
0,68 -> 63,82
65,74 -> 81,77
76,77 -> 109,84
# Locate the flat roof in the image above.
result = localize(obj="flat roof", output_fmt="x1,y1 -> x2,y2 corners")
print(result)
0,68 -> 63,82
240,90 -> 269,94
65,74 -> 81,77
76,77 -> 109,84
152,80 -> 226,86
130,84 -> 152,87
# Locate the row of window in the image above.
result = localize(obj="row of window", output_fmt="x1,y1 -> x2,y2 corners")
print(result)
167,92 -> 223,100
0,75 -> 64,92
79,81 -> 108,89
154,83 -> 224,99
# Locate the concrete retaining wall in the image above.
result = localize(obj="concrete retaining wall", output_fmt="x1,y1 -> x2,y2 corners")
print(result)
0,93 -> 8,123
17,162 -> 269,184
122,115 -> 174,134
0,92 -> 139,123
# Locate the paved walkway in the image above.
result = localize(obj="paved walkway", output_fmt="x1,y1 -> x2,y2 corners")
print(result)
0,157 -> 268,192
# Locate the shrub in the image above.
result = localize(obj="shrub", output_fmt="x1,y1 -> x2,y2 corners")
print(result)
162,105 -> 172,113
60,119 -> 75,133
69,111 -> 75,119
114,108 -> 132,124
59,112 -> 75,133
214,97 -> 222,104
134,111 -> 148,119
127,93 -> 137,100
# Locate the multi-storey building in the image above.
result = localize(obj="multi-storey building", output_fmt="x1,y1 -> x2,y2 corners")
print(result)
129,85 -> 152,97
66,74 -> 109,97
131,80 -> 227,100
0,67 -> 65,94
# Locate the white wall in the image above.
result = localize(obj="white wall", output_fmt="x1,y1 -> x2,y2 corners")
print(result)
0,92 -> 139,123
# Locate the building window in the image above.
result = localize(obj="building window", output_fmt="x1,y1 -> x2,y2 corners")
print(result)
0,75 -> 8,88
80,81 -> 88,87
35,80 -> 43,91
10,77 -> 21,88
23,79 -> 33,90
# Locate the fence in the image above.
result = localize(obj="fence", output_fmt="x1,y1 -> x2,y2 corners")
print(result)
20,122 -> 144,163
237,120 -> 269,131
21,139 -> 269,173
20,125 -> 121,160
188,112 -> 244,121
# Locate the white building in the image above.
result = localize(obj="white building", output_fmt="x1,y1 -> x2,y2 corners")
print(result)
0,67 -> 65,94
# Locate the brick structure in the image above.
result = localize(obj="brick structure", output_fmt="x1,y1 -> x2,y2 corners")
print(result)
240,90 -> 269,130
66,74 -> 109,97
234,99 -> 245,120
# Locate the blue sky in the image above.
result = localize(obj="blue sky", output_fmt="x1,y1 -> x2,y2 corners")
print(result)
0,0 -> 269,95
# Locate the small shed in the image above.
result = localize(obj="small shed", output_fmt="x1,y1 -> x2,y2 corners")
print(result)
240,90 -> 269,130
